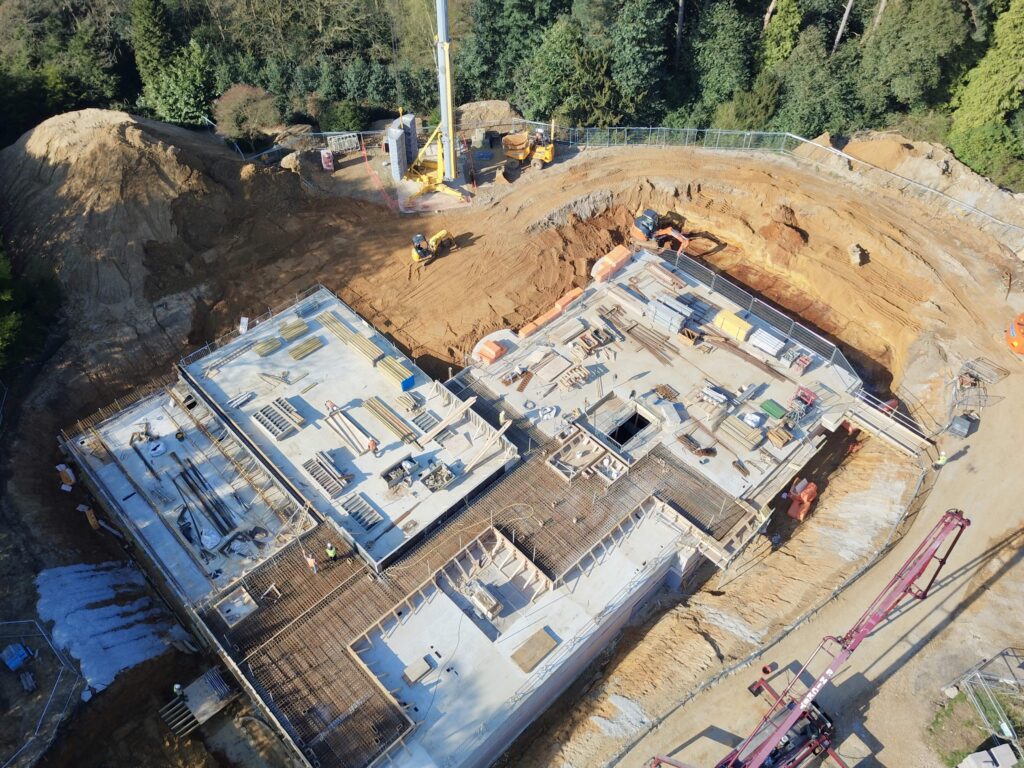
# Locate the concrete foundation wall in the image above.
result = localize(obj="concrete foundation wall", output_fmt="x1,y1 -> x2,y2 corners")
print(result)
461,551 -> 681,768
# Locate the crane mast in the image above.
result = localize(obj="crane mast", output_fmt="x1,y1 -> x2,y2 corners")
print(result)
434,0 -> 456,181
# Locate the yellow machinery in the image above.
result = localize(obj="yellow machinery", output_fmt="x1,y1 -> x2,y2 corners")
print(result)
402,0 -> 465,200
405,127 -> 465,200
502,123 -> 556,173
411,230 -> 458,263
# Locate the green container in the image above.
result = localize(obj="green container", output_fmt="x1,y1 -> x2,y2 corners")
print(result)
760,399 -> 787,419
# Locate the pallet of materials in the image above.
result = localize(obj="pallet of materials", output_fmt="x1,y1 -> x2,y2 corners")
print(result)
749,327 -> 786,357
272,396 -> 305,426
379,357 -> 416,391
317,311 -> 384,363
340,492 -> 383,530
767,425 -> 794,448
712,310 -> 753,342
650,303 -> 686,333
655,294 -> 693,319
364,396 -> 418,444
279,318 -> 310,341
760,399 -> 788,419
253,402 -> 297,440
719,415 -> 763,449
607,283 -> 648,318
288,336 -> 324,360
254,337 -> 282,357
302,451 -> 349,497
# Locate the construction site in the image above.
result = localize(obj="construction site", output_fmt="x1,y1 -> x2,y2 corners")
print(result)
1,6 -> 1024,766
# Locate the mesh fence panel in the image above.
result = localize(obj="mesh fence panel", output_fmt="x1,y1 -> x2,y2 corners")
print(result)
709,274 -> 753,311
791,324 -> 837,359
750,300 -> 796,337
672,256 -> 715,286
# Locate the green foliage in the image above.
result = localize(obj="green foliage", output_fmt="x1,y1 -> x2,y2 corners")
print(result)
130,0 -> 172,91
0,245 -> 22,370
886,109 -> 952,142
856,0 -> 968,122
146,40 -> 215,125
767,26 -> 860,136
611,0 -> 672,121
948,0 -> 1024,188
0,233 -> 61,370
951,0 -> 1024,129
0,0 -> 1021,191
949,121 -> 1024,188
713,73 -> 782,129
692,1 -> 757,109
214,85 -> 281,139
573,0 -> 621,44
517,17 -> 622,125
319,101 -> 370,131
457,0 -> 505,100
760,0 -> 803,69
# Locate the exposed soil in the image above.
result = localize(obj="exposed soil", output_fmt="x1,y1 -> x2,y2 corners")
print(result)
0,110 -> 1021,767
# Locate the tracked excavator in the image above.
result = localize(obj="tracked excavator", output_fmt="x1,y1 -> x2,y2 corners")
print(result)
631,209 -> 691,254
647,508 -> 970,768
411,230 -> 458,263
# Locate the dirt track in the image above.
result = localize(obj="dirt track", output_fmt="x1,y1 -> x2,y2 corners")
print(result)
1,110 -> 1022,767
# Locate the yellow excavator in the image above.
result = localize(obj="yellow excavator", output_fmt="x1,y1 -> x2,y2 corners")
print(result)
501,123 -> 555,181
411,230 -> 458,263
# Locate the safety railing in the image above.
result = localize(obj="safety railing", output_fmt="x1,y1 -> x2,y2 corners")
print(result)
249,117 -> 1024,250
645,246 -> 864,392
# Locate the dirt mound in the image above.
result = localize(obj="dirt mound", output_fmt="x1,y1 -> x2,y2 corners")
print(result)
457,100 -> 522,130
826,131 -> 1024,230
0,109 -> 301,374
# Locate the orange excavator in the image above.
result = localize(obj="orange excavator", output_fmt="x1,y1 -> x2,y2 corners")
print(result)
631,209 -> 691,254
1005,313 -> 1024,354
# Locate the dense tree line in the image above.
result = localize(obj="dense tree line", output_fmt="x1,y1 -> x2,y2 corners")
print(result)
0,0 -> 1022,188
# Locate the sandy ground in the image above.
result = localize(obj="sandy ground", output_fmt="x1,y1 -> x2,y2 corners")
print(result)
620,384 -> 1023,768
0,109 -> 1022,767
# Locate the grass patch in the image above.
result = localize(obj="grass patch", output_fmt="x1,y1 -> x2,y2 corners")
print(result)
928,690 -> 1024,767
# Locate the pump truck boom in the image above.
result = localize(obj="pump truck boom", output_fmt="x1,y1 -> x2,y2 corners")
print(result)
647,508 -> 970,768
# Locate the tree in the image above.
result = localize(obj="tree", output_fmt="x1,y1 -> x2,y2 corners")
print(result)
692,1 -> 758,110
214,85 -> 281,139
457,0 -> 505,100
147,40 -> 215,125
496,0 -> 573,98
320,101 -> 370,131
769,26 -> 861,135
0,242 -> 22,370
130,0 -> 172,90
517,17 -> 621,125
948,0 -> 1024,188
855,0 -> 968,121
760,0 -> 802,68
712,72 -> 781,128
611,0 -> 672,121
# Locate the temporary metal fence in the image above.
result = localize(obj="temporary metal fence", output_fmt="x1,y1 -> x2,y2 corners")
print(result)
247,116 -> 1024,251
1,620 -> 83,768
651,246 -> 864,392
956,648 -> 1024,755
502,120 -> 1024,251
